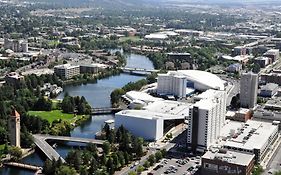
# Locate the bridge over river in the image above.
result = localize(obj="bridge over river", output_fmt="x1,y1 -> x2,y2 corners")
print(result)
91,107 -> 123,115
33,134 -> 105,162
120,67 -> 159,76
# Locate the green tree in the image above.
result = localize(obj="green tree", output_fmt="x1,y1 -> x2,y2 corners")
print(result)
55,165 -> 77,175
43,159 -> 56,175
252,165 -> 264,175
106,157 -> 114,175
143,161 -> 150,169
137,166 -> 144,174
61,96 -> 75,113
8,146 -> 22,162
148,154 -> 155,166
155,151 -> 163,162
103,141 -> 111,155
128,171 -> 137,175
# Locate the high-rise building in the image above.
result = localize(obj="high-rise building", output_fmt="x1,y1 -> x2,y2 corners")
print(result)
187,90 -> 226,153
240,72 -> 258,109
8,109 -> 21,147
157,72 -> 187,98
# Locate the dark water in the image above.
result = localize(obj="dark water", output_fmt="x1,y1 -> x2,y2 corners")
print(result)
0,52 -> 154,175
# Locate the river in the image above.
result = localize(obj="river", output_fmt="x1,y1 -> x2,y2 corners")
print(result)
0,51 -> 154,175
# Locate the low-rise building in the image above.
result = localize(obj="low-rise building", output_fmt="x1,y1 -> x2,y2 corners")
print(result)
5,72 -> 24,86
226,108 -> 252,122
54,64 -> 80,79
260,83 -> 278,97
226,63 -> 242,73
220,120 -> 279,163
4,38 -> 28,52
201,149 -> 255,175
115,100 -> 190,140
232,46 -> 252,56
263,49 -> 279,62
254,57 -> 271,68
261,72 -> 281,86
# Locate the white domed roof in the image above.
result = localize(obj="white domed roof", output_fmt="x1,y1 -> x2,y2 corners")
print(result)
176,70 -> 225,91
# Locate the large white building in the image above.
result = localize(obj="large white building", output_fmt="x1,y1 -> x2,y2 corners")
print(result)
157,73 -> 187,98
240,72 -> 258,109
187,89 -> 226,153
115,100 -> 190,140
157,70 -> 225,98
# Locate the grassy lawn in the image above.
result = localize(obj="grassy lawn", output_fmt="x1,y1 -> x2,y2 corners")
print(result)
51,99 -> 61,109
48,40 -> 60,47
119,36 -> 141,42
28,110 -> 84,123
0,144 -> 5,157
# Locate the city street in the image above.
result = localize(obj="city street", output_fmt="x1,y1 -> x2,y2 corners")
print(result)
263,136 -> 281,175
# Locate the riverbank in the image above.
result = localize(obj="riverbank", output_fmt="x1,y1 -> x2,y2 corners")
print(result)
0,50 -> 155,175
62,68 -> 122,86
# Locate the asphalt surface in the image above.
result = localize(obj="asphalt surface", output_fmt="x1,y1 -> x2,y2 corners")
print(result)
151,158 -> 199,175
115,126 -> 188,175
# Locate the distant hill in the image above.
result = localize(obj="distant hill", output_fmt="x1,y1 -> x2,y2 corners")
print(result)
19,0 -> 281,8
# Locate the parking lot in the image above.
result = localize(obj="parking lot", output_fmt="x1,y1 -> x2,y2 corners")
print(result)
150,157 -> 200,175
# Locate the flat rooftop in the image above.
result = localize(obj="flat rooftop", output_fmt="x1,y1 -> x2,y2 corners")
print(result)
124,91 -> 163,103
116,109 -> 187,120
202,150 -> 255,166
144,100 -> 190,116
54,64 -> 79,69
220,120 -> 278,151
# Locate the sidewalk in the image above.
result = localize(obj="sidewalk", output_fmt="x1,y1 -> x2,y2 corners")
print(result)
149,124 -> 186,150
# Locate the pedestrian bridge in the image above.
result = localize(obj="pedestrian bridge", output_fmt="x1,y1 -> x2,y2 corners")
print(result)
33,134 -> 105,162
91,107 -> 122,115
4,162 -> 42,171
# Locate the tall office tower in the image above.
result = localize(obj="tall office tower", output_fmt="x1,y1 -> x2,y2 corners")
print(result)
8,109 -> 21,147
187,90 -> 226,153
240,72 -> 258,109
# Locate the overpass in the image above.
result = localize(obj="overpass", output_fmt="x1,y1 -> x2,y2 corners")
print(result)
120,67 -> 159,76
33,134 -> 105,162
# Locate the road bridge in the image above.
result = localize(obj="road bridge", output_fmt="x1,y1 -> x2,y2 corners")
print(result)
33,134 -> 105,162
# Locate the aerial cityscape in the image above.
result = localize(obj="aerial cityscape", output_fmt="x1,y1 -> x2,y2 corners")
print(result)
0,0 -> 281,175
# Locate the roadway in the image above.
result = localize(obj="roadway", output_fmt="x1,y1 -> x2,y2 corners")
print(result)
33,134 -> 105,162
33,134 -> 63,162
263,135 -> 281,175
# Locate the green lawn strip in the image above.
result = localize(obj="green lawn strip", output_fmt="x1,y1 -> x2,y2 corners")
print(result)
28,110 -> 83,123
